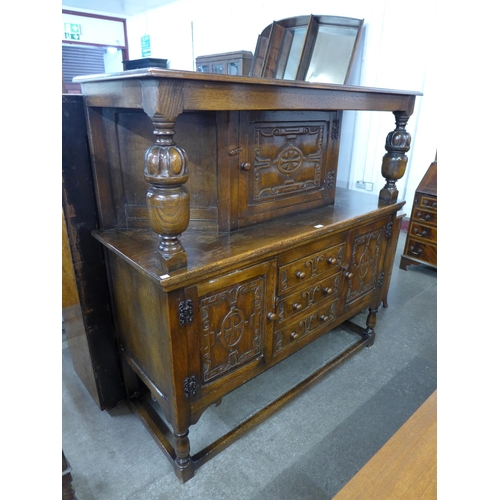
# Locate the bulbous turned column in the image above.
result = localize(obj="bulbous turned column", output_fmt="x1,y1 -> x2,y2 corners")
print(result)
144,117 -> 190,272
379,111 -> 412,204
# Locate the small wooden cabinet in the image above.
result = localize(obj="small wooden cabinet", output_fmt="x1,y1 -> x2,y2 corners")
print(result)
400,160 -> 437,270
76,69 -> 420,483
196,50 -> 253,75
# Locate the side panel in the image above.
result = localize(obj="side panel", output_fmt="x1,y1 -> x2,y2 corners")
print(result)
88,108 -> 220,231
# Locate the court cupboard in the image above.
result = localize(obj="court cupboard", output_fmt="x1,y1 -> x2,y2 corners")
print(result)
76,68 -> 420,482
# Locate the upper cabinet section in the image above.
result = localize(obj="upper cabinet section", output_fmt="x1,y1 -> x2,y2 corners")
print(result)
249,15 -> 363,84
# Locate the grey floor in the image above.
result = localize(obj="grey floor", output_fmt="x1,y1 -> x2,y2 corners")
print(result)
62,230 -> 437,500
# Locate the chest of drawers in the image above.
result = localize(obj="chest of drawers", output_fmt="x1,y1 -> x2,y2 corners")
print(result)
76,69 -> 419,482
400,160 -> 437,270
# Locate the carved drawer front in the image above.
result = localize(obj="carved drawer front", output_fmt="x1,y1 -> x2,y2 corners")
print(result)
404,238 -> 437,266
189,260 -> 277,389
273,298 -> 341,356
409,222 -> 437,243
416,194 -> 437,211
277,271 -> 342,324
412,207 -> 437,227
345,220 -> 389,307
278,242 -> 345,295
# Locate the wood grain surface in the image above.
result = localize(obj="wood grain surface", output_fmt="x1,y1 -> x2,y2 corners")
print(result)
333,390 -> 437,499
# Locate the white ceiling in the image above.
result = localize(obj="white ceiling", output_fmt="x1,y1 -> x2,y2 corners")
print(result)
63,0 -> 177,17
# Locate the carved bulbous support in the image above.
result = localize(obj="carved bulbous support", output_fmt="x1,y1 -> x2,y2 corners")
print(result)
144,117 -> 190,272
379,111 -> 412,204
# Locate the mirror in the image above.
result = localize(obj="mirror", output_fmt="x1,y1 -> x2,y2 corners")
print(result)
250,15 -> 363,85
281,27 -> 307,80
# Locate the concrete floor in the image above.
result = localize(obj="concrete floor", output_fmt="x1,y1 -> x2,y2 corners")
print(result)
62,231 -> 437,500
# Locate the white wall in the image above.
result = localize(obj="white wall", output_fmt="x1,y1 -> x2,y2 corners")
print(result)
72,0 -> 439,204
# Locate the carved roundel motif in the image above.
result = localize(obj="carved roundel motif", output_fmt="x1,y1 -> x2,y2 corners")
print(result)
220,307 -> 244,348
358,249 -> 372,278
276,146 -> 303,174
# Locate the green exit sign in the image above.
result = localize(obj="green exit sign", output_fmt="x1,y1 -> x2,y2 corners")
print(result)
64,23 -> 81,40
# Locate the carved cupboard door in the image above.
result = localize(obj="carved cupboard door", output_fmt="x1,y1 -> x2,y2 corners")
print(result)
343,217 -> 392,313
184,260 -> 277,408
237,110 -> 340,228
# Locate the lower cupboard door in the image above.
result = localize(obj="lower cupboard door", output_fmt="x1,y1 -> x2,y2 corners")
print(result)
184,259 -> 277,403
344,217 -> 390,311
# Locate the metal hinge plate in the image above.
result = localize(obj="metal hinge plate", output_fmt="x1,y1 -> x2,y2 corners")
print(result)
184,375 -> 197,398
179,299 -> 193,325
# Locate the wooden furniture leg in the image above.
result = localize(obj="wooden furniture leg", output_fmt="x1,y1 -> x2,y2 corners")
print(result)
62,450 -> 77,500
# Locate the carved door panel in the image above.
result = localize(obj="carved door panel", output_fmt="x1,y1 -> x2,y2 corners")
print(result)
184,260 -> 277,405
343,217 -> 392,312
237,110 -> 340,229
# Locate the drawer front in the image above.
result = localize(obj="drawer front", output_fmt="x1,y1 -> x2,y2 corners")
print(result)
273,297 -> 341,356
277,271 -> 343,324
416,194 -> 437,211
412,207 -> 437,226
278,242 -> 346,294
404,238 -> 437,266
409,222 -> 437,243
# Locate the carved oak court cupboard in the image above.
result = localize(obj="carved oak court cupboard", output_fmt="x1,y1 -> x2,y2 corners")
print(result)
75,68 -> 420,483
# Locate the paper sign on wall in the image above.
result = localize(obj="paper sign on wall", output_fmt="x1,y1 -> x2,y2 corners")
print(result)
141,35 -> 151,57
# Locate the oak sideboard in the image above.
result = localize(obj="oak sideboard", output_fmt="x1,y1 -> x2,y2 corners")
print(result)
75,69 -> 421,482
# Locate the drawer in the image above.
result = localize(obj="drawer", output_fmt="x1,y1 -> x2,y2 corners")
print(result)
411,207 -> 437,226
277,271 -> 342,324
409,222 -> 437,243
415,194 -> 437,211
416,194 -> 437,211
278,242 -> 346,294
273,297 -> 341,356
404,238 -> 437,266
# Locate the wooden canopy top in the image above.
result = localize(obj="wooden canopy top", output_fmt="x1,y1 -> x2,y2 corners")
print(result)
75,68 -> 421,117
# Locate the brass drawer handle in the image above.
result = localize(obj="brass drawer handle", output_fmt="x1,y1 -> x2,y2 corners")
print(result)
290,331 -> 300,341
320,315 -> 329,322
240,162 -> 251,171
327,257 -> 337,265
323,287 -> 333,295
267,312 -> 277,321
296,271 -> 306,279
416,211 -> 431,222
409,246 -> 423,256
292,302 -> 302,311
423,199 -> 437,209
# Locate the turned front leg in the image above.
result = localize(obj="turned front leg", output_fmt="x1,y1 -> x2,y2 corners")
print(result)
144,116 -> 190,272
363,306 -> 378,346
173,428 -> 194,482
379,111 -> 412,204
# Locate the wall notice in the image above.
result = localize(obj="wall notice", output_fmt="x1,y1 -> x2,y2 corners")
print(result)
141,35 -> 151,57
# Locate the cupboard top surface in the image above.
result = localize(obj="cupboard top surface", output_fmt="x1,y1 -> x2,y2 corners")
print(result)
93,188 -> 405,291
74,68 -> 421,95
75,68 -> 421,115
